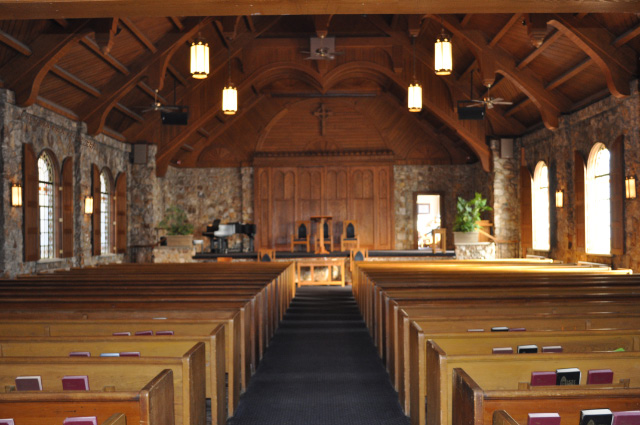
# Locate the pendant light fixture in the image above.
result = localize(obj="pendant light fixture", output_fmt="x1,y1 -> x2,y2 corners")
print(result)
222,47 -> 237,115
434,27 -> 452,76
408,36 -> 422,113
190,33 -> 209,79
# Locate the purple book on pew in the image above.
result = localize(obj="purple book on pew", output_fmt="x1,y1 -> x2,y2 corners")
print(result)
613,411 -> 640,425
119,352 -> 141,357
492,347 -> 513,354
15,376 -> 42,391
531,371 -> 556,386
509,327 -> 527,332
135,330 -> 153,336
528,413 -> 561,425
62,375 -> 90,391
0,419 -> 15,425
63,417 -> 98,425
69,351 -> 91,357
112,332 -> 131,336
587,369 -> 614,385
156,330 -> 174,336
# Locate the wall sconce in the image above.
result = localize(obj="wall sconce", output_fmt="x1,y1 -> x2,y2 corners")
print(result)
84,196 -> 94,214
625,176 -> 636,199
11,183 -> 22,207
555,190 -> 564,208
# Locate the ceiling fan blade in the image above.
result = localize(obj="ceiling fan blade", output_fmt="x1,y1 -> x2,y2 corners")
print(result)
493,101 -> 513,105
470,99 -> 485,103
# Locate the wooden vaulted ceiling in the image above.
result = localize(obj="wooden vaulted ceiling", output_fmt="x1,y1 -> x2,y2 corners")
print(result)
0,9 -> 638,175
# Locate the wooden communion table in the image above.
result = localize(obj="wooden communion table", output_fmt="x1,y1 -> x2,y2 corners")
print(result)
296,258 -> 345,287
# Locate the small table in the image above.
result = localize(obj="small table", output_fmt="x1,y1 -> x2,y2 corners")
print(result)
296,258 -> 345,287
310,215 -> 332,254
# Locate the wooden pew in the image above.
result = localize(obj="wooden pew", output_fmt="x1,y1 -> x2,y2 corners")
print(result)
454,368 -> 640,425
0,332 -> 226,425
0,342 -> 206,425
425,344 -> 640,425
0,370 -> 174,425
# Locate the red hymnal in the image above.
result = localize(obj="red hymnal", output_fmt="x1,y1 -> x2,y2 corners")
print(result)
0,419 -> 15,425
612,411 -> 640,425
135,330 -> 153,336
69,351 -> 91,357
492,347 -> 513,354
528,413 -> 561,425
63,417 -> 98,425
119,351 -> 141,357
587,369 -> 614,385
156,330 -> 174,335
15,376 -> 42,391
542,346 -> 563,353
62,375 -> 90,391
531,371 -> 556,386
112,332 -> 131,336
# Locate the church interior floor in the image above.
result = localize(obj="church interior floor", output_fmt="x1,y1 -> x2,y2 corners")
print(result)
226,286 -> 410,425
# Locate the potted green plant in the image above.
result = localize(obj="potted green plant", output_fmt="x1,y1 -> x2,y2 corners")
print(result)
453,192 -> 492,244
158,205 -> 195,247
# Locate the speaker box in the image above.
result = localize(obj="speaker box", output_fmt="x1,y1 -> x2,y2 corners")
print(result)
500,138 -> 514,159
161,111 -> 189,125
457,105 -> 486,120
132,144 -> 148,164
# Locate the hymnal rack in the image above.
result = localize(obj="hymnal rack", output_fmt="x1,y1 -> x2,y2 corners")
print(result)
518,378 -> 630,391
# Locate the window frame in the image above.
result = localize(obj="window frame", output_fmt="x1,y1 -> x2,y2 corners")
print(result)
36,150 -> 60,260
531,161 -> 550,251
99,168 -> 115,255
585,142 -> 611,255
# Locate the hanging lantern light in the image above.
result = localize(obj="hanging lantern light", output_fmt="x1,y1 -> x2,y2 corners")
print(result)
190,35 -> 209,79
434,29 -> 452,76
408,36 -> 422,113
222,48 -> 237,115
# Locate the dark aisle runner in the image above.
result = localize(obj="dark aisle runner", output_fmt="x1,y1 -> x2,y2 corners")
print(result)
228,286 -> 410,425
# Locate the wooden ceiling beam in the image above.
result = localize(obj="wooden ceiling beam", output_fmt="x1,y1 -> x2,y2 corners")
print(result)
79,17 -> 213,135
114,102 -> 144,122
614,22 -> 640,47
93,18 -> 119,54
548,14 -> 636,98
436,14 -> 570,130
244,16 -> 256,33
3,0 -> 637,19
545,57 -> 591,90
0,29 -> 32,56
460,14 -> 473,27
51,64 -> 101,97
80,36 -> 130,74
53,18 -> 69,28
167,64 -> 188,86
169,17 -> 183,31
0,19 -> 92,106
121,18 -> 157,53
197,128 -> 211,138
137,80 -> 169,103
516,29 -> 562,70
504,97 -> 530,117
314,15 -> 333,38
218,16 -> 242,40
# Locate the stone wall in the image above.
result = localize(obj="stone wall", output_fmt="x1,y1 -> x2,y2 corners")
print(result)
0,89 -> 130,277
519,80 -> 640,271
393,163 -> 492,250
490,139 -> 520,258
158,166 -> 246,250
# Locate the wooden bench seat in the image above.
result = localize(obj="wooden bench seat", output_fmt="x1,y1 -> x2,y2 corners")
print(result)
0,331 -> 226,424
455,368 -> 640,425
0,343 -> 206,425
425,343 -> 640,425
0,369 -> 174,425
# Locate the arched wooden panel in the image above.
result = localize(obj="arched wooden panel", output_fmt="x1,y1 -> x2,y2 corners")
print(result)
91,164 -> 100,256
574,151 -> 586,251
351,168 -> 375,247
298,168 -> 322,219
23,143 -> 39,262
255,168 -> 271,248
520,165 -> 533,256
273,169 -> 296,246
115,172 -> 127,254
61,157 -> 74,258
610,136 -> 624,255
325,168 -> 348,244
377,168 -> 390,248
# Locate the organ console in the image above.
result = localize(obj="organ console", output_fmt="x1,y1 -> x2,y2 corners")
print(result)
202,220 -> 256,253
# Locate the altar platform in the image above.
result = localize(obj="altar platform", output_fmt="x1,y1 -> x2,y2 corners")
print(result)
193,248 -> 455,261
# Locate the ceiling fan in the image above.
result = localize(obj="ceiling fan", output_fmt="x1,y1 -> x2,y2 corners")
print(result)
301,37 -> 344,60
136,88 -> 181,113
470,83 -> 513,109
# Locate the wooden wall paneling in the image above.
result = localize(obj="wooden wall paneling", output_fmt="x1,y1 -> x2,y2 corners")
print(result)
255,167 -> 272,249
610,136 -> 624,255
23,143 -> 39,262
297,167 -> 323,248
519,165 -> 533,256
272,168 -> 296,247
115,172 -> 127,254
350,167 -> 376,249
376,166 -> 391,249
574,151 -> 586,251
91,164 -> 100,256
325,167 -> 349,248
61,157 -> 74,258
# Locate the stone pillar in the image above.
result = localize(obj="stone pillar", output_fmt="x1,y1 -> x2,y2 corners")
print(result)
490,139 -> 519,258
129,144 -> 161,262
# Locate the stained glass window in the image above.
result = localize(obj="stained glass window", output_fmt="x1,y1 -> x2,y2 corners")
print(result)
100,171 -> 111,255
38,153 -> 55,259
586,143 -> 610,255
532,162 -> 550,251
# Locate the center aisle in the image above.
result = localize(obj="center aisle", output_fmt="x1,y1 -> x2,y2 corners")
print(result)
228,286 -> 410,425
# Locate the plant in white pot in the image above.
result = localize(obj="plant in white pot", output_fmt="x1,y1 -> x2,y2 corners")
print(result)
453,192 -> 492,244
158,205 -> 195,247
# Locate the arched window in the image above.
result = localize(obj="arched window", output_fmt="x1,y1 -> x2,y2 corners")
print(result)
38,152 -> 55,259
532,161 -> 550,251
586,143 -> 610,255
100,171 -> 112,255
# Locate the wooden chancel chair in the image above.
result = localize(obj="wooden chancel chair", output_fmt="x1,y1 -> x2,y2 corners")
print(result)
340,220 -> 359,251
430,228 -> 447,253
349,248 -> 369,272
290,220 -> 311,252
258,249 -> 276,262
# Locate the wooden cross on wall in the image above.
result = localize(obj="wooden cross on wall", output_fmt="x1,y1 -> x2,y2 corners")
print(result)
313,103 -> 333,136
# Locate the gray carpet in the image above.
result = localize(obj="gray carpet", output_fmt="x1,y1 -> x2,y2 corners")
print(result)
228,286 -> 410,425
